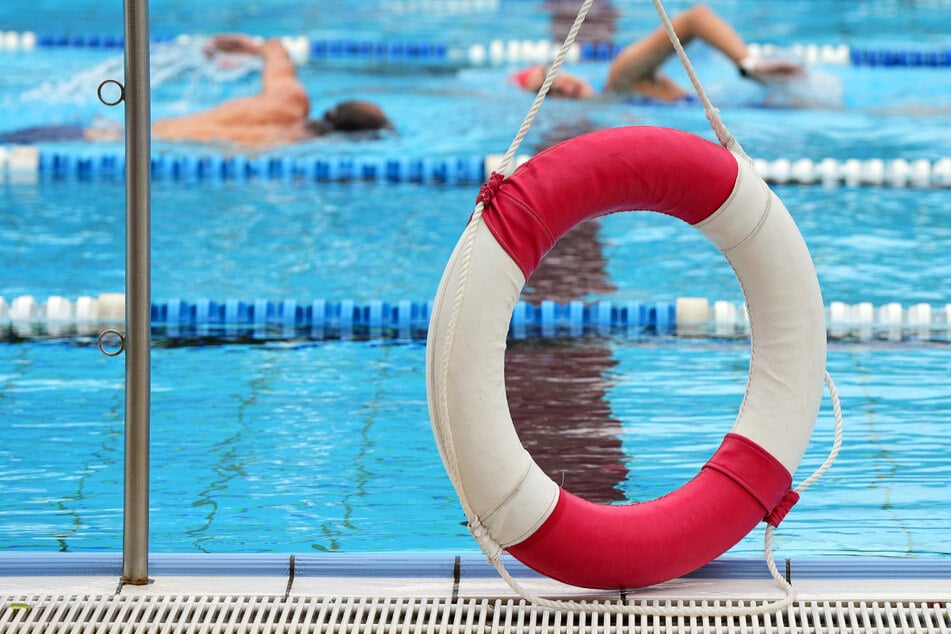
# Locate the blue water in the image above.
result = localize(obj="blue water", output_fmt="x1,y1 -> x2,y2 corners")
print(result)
0,0 -> 949,563
0,180 -> 946,306
1,339 -> 948,557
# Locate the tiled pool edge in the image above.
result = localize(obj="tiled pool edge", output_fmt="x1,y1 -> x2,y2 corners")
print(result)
2,554 -> 950,607
7,553 -> 462,579
1,553 -> 949,579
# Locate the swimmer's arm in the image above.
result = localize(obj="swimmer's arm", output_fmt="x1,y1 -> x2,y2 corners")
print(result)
204,34 -> 262,56
205,34 -> 304,96
258,39 -> 310,116
83,127 -> 123,142
739,58 -> 805,83
258,40 -> 297,91
212,36 -> 309,119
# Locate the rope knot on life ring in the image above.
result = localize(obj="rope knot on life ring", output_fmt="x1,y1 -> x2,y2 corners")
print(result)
766,490 -> 802,528
476,170 -> 505,205
426,126 -> 827,590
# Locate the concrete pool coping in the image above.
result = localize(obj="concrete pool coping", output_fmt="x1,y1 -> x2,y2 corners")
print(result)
1,553 -> 949,602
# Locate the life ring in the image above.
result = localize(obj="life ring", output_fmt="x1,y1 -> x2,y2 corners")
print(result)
426,126 -> 826,590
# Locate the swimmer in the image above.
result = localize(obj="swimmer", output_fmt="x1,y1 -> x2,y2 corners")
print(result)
0,35 -> 393,148
511,3 -> 803,103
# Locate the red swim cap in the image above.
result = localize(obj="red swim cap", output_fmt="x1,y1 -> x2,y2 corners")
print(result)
509,65 -> 543,89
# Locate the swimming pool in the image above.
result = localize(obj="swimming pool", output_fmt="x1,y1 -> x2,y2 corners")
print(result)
0,0 -> 949,571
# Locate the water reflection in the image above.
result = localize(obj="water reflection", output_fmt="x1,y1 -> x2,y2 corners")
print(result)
505,195 -> 627,504
502,42 -> 632,503
506,337 -> 627,503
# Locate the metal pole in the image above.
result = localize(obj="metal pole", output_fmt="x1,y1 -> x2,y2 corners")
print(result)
121,0 -> 152,585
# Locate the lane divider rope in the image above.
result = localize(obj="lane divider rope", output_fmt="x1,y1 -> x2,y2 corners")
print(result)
2,31 -> 949,68
2,147 -> 949,188
2,295 -> 948,342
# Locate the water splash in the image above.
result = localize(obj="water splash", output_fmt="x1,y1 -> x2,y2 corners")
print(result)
20,37 -> 262,108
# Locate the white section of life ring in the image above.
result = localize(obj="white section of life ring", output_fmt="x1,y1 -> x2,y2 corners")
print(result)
696,158 -> 826,471
427,221 -> 558,547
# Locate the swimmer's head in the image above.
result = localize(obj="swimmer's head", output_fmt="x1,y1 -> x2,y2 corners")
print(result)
509,64 -> 595,99
306,100 -> 394,136
510,65 -> 546,90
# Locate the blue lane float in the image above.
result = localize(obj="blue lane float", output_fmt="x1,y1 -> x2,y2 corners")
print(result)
1,295 -> 948,343
27,150 -> 490,185
4,30 -> 950,68
3,147 -> 950,188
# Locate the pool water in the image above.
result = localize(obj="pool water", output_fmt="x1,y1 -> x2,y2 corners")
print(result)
1,338 -> 948,557
1,181 -> 946,306
0,0 -> 949,563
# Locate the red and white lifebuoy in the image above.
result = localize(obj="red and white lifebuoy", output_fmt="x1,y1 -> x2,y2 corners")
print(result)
426,126 -> 826,590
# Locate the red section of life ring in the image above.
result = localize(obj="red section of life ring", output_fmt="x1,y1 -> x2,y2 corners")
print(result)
479,126 -> 739,278
507,434 -> 793,589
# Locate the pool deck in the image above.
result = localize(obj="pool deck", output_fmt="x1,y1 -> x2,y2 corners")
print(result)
2,553 -> 950,600
2,555 -> 949,632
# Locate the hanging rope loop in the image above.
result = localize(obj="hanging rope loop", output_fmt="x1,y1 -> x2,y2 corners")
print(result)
494,0 -> 596,177
430,0 -> 845,617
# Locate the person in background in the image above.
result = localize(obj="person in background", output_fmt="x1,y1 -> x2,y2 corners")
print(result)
511,3 -> 803,103
0,35 -> 393,148
152,34 -> 392,146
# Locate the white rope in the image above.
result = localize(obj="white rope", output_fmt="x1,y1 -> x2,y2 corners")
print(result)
495,0 -> 596,176
649,0 -> 750,162
757,371 -> 845,608
795,372 -> 844,494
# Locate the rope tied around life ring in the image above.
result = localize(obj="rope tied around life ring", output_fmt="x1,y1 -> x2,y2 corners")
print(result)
476,171 -> 505,205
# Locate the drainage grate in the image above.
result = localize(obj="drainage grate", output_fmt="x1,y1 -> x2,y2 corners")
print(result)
2,595 -> 950,633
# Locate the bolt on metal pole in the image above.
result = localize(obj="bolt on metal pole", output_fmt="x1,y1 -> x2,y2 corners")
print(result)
121,0 -> 152,585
